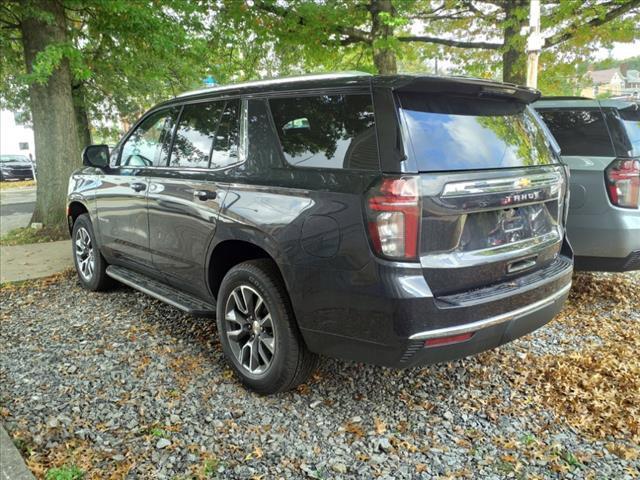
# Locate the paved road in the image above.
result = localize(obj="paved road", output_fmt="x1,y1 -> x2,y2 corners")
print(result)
0,187 -> 35,235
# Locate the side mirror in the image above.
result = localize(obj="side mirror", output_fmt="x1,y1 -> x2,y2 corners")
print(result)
82,144 -> 110,168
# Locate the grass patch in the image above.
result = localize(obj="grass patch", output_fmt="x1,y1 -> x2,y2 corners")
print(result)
148,427 -> 169,438
45,465 -> 84,480
0,226 -> 67,246
0,179 -> 35,190
203,457 -> 220,477
13,437 -> 34,457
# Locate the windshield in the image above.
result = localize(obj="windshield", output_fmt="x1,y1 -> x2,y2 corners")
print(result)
399,93 -> 557,172
0,155 -> 30,163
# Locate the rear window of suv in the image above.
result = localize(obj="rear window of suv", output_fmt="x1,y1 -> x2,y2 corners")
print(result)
398,93 -> 556,171
535,108 -> 615,157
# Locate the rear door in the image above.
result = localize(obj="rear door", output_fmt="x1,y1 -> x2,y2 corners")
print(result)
96,107 -> 178,270
147,99 -> 238,297
396,91 -> 568,296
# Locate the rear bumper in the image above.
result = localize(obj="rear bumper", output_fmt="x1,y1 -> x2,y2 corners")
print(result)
575,250 -> 640,272
292,252 -> 573,368
399,283 -> 569,367
567,209 -> 640,261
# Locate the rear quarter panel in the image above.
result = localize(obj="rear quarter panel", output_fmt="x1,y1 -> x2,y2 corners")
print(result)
214,168 -> 380,335
562,155 -> 640,257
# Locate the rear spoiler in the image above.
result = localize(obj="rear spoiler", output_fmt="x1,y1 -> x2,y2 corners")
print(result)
377,75 -> 541,104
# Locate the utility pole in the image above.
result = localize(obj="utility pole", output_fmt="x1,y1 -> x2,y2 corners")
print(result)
526,0 -> 543,88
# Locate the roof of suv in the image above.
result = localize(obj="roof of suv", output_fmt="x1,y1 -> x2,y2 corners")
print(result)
176,72 -> 372,98
165,72 -> 540,105
534,97 -> 639,109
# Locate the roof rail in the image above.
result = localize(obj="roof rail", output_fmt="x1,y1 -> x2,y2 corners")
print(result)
176,71 -> 372,98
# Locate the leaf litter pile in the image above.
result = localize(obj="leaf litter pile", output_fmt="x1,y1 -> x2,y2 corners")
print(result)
0,270 -> 638,479
517,273 -> 639,443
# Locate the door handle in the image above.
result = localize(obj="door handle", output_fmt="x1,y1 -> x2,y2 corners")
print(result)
193,189 -> 217,201
131,182 -> 147,192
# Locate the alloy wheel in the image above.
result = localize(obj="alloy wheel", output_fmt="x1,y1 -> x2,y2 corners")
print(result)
75,226 -> 95,281
224,285 -> 275,375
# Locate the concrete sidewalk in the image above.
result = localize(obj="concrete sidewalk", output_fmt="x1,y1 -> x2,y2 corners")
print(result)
0,240 -> 72,283
1,425 -> 35,480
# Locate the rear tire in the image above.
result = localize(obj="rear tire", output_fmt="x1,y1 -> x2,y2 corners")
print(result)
216,259 -> 318,394
72,214 -> 111,291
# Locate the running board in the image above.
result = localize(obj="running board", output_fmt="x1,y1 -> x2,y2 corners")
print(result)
106,265 -> 216,316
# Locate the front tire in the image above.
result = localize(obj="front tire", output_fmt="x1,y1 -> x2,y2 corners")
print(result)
72,214 -> 111,291
216,259 -> 318,394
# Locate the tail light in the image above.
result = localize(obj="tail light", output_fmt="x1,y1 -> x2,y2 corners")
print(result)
365,176 -> 420,260
605,159 -> 640,209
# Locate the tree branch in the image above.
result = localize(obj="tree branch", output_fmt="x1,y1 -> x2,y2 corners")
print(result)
545,0 -> 640,48
0,4 -> 21,28
252,1 -> 371,43
397,35 -> 502,49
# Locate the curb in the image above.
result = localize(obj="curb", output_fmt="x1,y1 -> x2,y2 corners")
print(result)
0,424 -> 35,480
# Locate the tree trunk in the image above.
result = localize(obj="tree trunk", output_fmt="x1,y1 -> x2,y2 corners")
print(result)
370,0 -> 397,74
20,0 -> 82,228
502,0 -> 528,85
73,84 -> 92,149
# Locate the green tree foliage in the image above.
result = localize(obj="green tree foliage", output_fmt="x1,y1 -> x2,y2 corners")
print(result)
0,1 -> 242,226
1,1 -> 220,141
224,0 -> 640,89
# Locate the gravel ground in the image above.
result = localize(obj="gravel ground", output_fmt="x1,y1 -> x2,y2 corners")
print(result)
1,270 -> 638,479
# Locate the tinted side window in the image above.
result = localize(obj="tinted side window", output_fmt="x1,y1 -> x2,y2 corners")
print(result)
536,108 -> 614,156
269,94 -> 379,170
120,108 -> 177,167
604,106 -> 640,158
210,99 -> 241,169
170,102 -> 224,168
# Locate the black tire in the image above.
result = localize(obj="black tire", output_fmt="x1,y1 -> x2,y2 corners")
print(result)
216,259 -> 318,394
72,214 -> 112,291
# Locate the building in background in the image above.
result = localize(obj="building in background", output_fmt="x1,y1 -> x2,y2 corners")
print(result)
581,64 -> 640,99
0,110 -> 35,160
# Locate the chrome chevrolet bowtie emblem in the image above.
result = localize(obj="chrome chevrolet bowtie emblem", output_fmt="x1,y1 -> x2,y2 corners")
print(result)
515,177 -> 532,189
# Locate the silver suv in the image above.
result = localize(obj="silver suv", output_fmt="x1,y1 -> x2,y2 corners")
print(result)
534,98 -> 640,271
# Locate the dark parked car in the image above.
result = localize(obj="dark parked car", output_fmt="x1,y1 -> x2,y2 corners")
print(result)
533,98 -> 640,271
0,154 -> 35,180
67,73 -> 573,394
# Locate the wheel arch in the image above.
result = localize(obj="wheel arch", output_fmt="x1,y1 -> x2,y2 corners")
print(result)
206,237 -> 289,302
67,199 -> 89,235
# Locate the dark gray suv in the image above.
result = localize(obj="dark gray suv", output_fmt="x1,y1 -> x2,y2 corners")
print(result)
68,73 -> 573,394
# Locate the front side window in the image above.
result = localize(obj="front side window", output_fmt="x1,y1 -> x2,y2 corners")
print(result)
170,102 -> 224,168
120,108 -> 177,167
536,108 -> 614,157
269,94 -> 378,170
